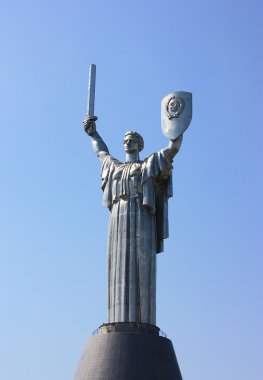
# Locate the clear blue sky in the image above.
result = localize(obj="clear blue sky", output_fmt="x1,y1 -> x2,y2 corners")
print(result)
0,1 -> 262,379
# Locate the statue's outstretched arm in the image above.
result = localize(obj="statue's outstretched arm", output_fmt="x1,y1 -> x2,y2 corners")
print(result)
164,134 -> 183,159
83,117 -> 109,162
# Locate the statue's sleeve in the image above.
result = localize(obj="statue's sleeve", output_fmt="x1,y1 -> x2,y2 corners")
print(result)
141,149 -> 173,194
101,155 -> 122,209
142,149 -> 174,253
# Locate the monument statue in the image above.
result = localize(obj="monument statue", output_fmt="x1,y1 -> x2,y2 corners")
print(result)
73,64 -> 192,380
83,65 -> 192,326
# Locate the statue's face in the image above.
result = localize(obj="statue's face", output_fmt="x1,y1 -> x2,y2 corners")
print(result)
123,135 -> 139,153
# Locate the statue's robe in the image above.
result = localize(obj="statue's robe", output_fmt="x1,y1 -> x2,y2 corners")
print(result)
101,149 -> 173,324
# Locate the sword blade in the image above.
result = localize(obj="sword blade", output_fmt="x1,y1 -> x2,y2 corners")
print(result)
87,64 -> 96,116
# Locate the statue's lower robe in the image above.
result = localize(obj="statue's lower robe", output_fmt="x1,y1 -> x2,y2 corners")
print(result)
101,150 -> 173,324
108,196 -> 156,324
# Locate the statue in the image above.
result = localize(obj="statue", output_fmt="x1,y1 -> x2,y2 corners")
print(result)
83,65 -> 192,326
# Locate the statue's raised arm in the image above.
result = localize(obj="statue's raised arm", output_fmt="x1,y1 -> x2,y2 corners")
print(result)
163,134 -> 183,159
83,116 -> 109,163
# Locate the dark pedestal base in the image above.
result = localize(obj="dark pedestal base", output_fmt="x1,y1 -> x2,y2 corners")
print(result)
74,323 -> 182,380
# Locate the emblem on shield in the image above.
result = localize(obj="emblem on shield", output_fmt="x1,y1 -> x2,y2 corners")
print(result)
161,91 -> 192,140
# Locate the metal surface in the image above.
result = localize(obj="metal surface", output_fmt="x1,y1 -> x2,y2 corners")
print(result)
161,91 -> 192,140
101,147 -> 178,324
87,64 -> 96,117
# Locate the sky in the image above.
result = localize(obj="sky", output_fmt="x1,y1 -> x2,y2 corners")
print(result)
0,1 -> 262,379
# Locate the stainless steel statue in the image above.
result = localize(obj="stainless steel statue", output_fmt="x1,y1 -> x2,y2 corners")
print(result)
84,65 -> 192,326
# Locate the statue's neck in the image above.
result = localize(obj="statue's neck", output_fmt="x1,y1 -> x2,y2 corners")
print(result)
125,151 -> 140,163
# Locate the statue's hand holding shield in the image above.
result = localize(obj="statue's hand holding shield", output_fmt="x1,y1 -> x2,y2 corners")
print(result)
161,92 -> 192,140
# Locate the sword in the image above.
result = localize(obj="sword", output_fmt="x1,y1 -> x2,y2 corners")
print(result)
84,64 -> 97,133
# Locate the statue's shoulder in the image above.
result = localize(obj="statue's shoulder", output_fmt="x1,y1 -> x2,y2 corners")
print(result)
102,154 -> 123,169
142,152 -> 158,165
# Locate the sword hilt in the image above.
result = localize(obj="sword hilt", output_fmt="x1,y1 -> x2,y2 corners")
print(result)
84,115 -> 98,135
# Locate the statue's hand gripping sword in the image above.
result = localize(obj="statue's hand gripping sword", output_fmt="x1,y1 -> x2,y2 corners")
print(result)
84,64 -> 97,134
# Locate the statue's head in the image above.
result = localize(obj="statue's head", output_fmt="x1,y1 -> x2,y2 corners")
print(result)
123,131 -> 144,153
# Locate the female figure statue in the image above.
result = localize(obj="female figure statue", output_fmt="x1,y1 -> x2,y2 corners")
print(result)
84,117 -> 182,325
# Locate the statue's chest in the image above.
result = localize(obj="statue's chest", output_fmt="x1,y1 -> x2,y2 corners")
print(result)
112,163 -> 143,199
112,163 -> 142,180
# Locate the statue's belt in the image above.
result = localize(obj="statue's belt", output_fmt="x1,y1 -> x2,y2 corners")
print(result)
113,193 -> 143,203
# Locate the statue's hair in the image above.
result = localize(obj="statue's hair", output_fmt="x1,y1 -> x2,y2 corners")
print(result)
124,131 -> 144,152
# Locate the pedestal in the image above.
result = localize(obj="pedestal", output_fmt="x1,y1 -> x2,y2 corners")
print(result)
74,323 -> 182,380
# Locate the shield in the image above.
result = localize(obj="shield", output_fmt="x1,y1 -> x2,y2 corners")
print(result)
161,91 -> 192,140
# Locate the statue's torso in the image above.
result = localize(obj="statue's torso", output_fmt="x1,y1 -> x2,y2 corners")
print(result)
111,162 -> 143,202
